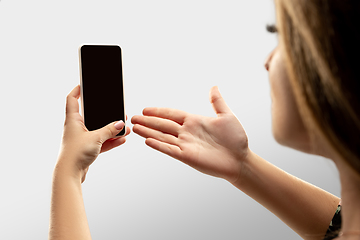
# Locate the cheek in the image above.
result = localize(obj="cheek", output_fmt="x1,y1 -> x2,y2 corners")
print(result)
269,70 -> 292,140
268,61 -> 311,152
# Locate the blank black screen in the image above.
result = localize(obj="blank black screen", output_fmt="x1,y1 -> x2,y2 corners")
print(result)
80,45 -> 125,136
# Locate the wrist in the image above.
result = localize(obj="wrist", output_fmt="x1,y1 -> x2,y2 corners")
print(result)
228,149 -> 257,189
53,157 -> 83,183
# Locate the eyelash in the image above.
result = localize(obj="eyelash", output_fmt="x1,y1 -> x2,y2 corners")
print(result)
266,24 -> 278,33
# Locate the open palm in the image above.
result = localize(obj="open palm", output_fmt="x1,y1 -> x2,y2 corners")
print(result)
131,87 -> 249,183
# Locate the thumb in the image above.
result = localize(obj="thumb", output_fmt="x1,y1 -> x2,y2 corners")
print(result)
95,120 -> 125,143
209,86 -> 232,116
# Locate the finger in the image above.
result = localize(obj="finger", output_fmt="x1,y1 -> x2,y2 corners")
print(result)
124,126 -> 131,137
120,126 -> 131,138
101,137 -> 127,153
145,138 -> 182,160
133,124 -> 178,146
131,115 -> 180,136
95,120 -> 125,144
142,107 -> 188,125
101,126 -> 131,152
65,85 -> 81,115
209,86 -> 232,116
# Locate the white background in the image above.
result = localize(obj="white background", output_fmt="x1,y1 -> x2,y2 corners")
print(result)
0,0 -> 340,239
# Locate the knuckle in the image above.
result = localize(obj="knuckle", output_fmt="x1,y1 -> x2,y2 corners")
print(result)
93,131 -> 103,143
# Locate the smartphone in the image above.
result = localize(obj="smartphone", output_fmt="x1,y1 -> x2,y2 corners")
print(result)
79,44 -> 126,136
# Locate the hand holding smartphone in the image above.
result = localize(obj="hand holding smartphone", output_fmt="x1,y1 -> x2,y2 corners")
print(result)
79,45 -> 126,136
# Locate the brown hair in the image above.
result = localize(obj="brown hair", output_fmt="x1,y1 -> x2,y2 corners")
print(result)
275,0 -> 360,174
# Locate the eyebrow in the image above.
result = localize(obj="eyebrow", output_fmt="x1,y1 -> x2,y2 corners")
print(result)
266,24 -> 278,33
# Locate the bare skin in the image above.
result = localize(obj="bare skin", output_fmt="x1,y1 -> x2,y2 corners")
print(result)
131,91 -> 339,239
131,41 -> 342,239
266,28 -> 360,240
49,85 -> 130,240
331,155 -> 360,240
49,18 -> 360,240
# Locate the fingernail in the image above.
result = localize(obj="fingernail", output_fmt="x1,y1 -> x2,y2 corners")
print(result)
114,120 -> 125,130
